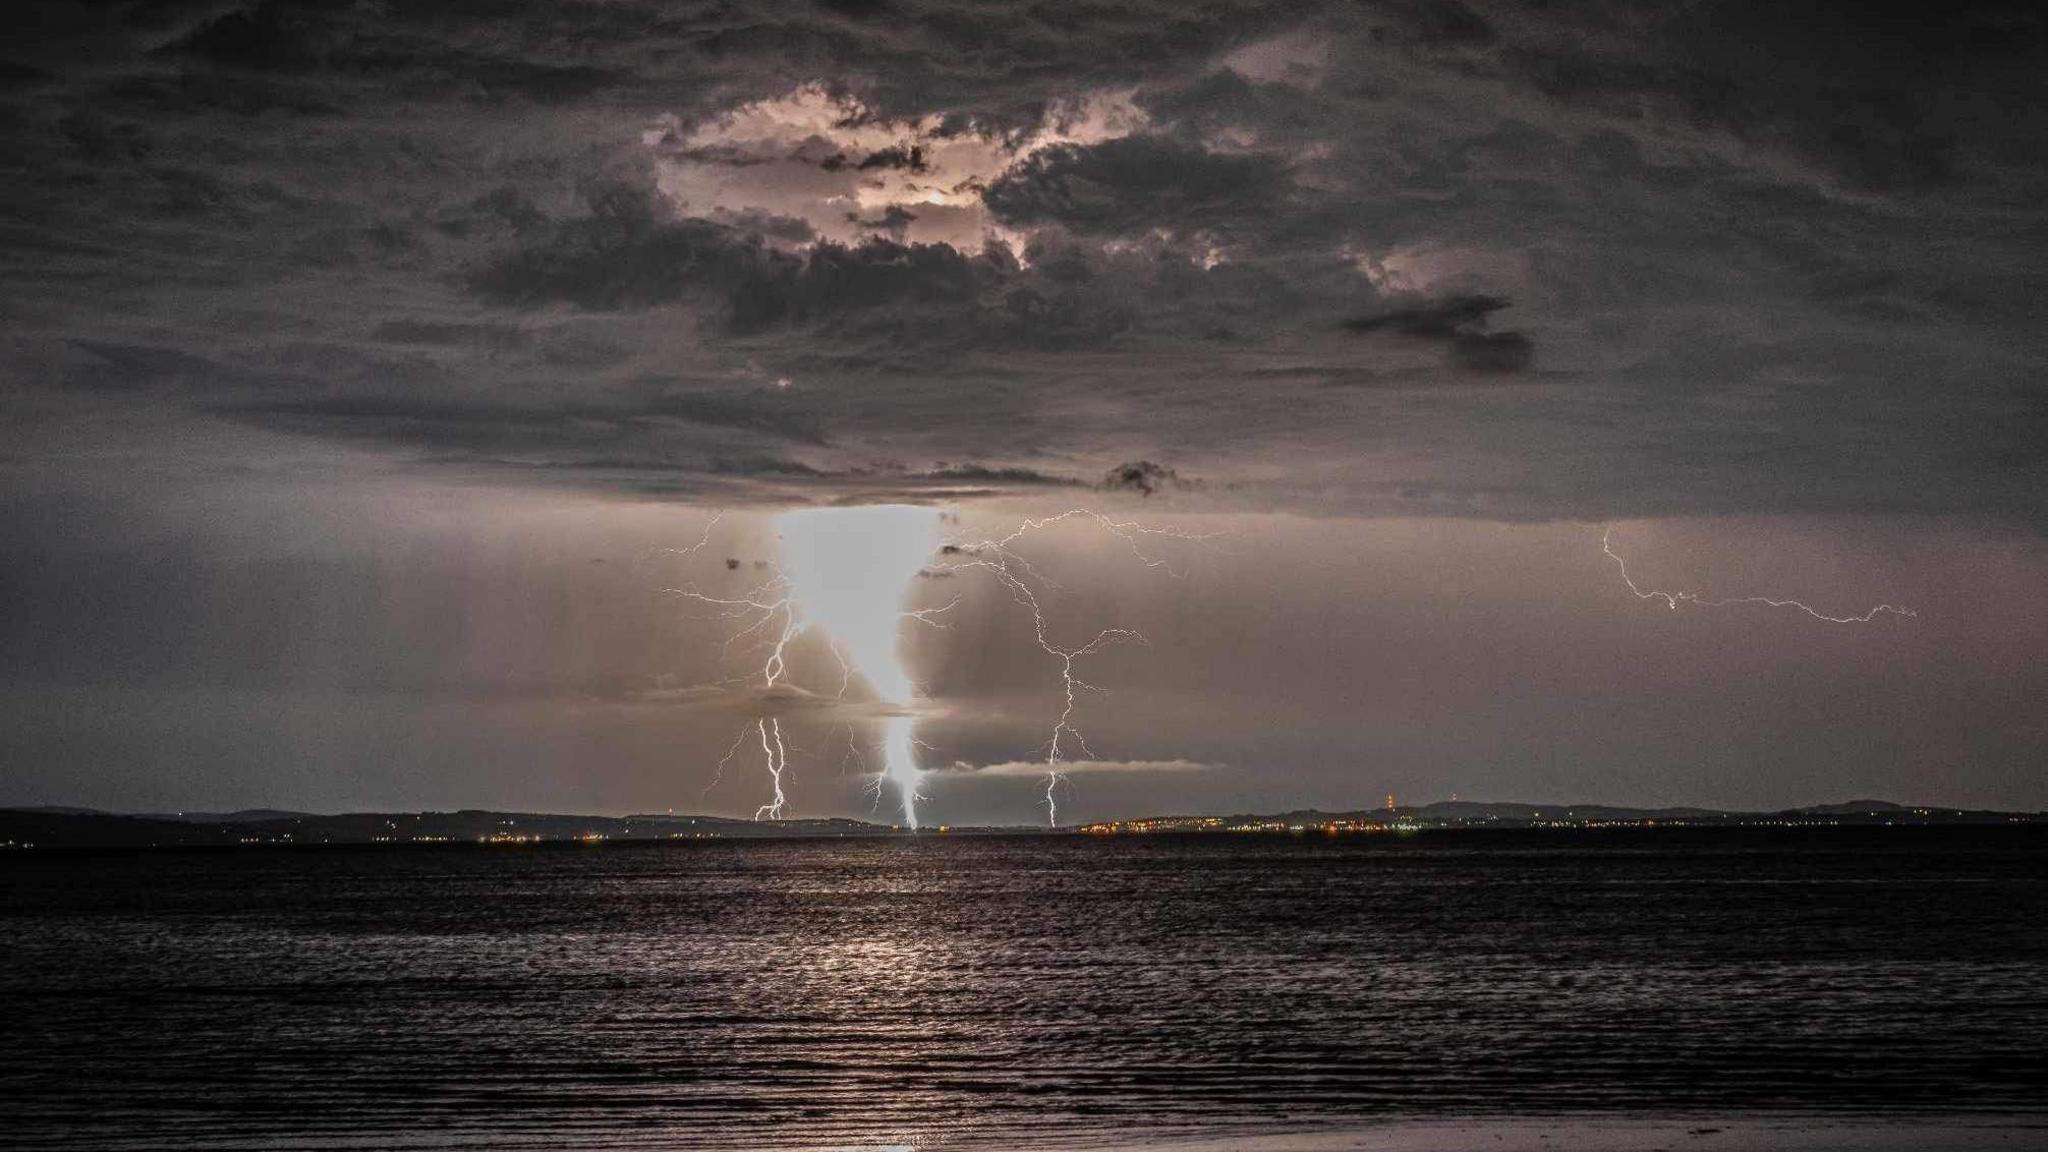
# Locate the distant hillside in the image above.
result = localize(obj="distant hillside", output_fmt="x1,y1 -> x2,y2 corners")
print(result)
1076,800 -> 2044,834
4,799 -> 2039,850
1792,800 -> 1908,816
0,808 -> 898,849
143,809 -> 315,824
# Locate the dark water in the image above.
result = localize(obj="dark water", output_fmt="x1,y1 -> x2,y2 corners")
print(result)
3,829 -> 2045,1149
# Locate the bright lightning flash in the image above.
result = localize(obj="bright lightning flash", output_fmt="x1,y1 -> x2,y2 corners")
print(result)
1602,526 -> 1916,624
676,505 -> 940,827
674,506 -> 1205,829
777,505 -> 941,825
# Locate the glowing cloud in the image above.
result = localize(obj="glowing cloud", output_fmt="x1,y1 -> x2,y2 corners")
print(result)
644,83 -> 1148,253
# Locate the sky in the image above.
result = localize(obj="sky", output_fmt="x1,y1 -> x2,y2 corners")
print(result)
2,1 -> 2045,822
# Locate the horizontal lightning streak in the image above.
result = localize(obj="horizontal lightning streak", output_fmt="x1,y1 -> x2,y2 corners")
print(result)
1602,526 -> 1916,624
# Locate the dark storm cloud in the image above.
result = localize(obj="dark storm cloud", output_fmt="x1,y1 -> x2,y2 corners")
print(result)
220,388 -> 831,454
1344,296 -> 1513,340
708,208 -> 817,246
1344,294 -> 1535,375
1490,0 -> 2047,193
469,180 -> 976,322
0,0 -> 2043,520
855,144 -> 928,173
1447,331 -> 1533,374
924,464 -> 1081,488
850,203 -> 918,240
159,0 -> 621,103
982,135 -> 1290,233
469,185 -> 789,314
1099,461 -> 1190,498
469,180 -> 1156,351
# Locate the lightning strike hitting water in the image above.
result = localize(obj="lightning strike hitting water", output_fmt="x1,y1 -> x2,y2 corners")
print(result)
673,506 -> 1206,829
779,506 -> 940,824
1602,526 -> 1916,624
674,506 -> 940,827
753,717 -> 789,821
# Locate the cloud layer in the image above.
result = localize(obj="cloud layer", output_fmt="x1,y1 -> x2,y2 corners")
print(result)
1,0 -> 2043,520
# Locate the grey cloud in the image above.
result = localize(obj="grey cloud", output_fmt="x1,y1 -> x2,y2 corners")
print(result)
472,183 -> 1004,331
1390,0 -> 1498,48
470,181 -> 1155,352
1100,461 -> 1191,497
1448,330 -> 1533,374
163,2 -> 327,73
1344,294 -> 1535,375
921,464 -> 1083,488
851,203 -> 918,240
1478,0 -> 2046,193
1,0 -> 2043,522
710,208 -> 818,246
1344,295 -> 1513,339
983,135 -> 1289,233
857,144 -> 928,172
640,392 -> 831,444
469,184 -> 776,313
226,385 -> 828,447
61,339 -> 271,393
162,0 -> 621,103
372,319 -> 530,352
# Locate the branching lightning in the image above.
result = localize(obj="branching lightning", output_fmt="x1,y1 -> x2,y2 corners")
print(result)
703,723 -> 752,805
1602,526 -> 1916,624
668,506 -> 1208,830
672,513 -> 1899,828
753,717 -> 789,821
930,511 -> 1213,826
667,521 -> 808,824
669,506 -> 940,827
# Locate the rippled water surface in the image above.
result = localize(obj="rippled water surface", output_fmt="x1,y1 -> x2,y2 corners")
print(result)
4,830 -> 2045,1148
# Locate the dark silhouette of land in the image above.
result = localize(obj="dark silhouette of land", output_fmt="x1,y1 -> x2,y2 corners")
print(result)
2,799 -> 2039,849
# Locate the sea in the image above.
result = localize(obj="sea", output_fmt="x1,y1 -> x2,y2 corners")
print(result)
2,828 -> 2044,1149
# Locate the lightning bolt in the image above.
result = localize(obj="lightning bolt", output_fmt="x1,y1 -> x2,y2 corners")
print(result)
702,723 -> 752,805
932,510 -> 1213,826
666,536 -> 810,823
753,717 -> 789,821
669,507 -> 939,826
666,506 -> 1209,829
655,510 -> 723,562
1602,526 -> 1916,624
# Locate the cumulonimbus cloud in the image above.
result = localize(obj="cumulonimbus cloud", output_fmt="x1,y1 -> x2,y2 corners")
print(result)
4,1 -> 2043,522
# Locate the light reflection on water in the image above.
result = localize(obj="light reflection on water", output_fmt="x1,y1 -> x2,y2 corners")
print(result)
2,831 -> 2045,1149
